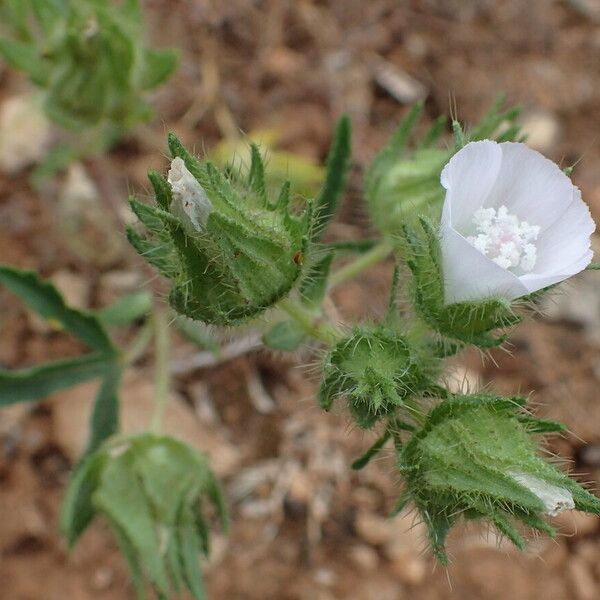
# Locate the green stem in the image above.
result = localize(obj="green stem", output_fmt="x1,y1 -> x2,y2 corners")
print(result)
122,319 -> 154,365
328,240 -> 393,289
151,308 -> 170,433
278,298 -> 342,345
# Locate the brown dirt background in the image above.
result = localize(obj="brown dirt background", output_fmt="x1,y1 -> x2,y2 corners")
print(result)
2,1 -> 600,599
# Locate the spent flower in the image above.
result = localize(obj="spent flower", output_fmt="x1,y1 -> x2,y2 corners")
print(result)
128,134 -> 314,325
396,395 -> 600,563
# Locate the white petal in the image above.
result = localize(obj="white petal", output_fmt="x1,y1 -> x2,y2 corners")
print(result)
168,157 -> 212,232
509,471 -> 574,517
483,142 -> 575,232
530,187 -> 595,272
441,225 -> 529,304
440,140 -> 503,232
519,249 -> 593,292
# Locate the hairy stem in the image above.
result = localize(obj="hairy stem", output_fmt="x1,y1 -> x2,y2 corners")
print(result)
278,297 -> 342,345
328,240 -> 393,289
151,307 -> 170,433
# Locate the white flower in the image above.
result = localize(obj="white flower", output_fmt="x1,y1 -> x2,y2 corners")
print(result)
508,471 -> 574,516
439,140 -> 595,304
168,157 -> 212,233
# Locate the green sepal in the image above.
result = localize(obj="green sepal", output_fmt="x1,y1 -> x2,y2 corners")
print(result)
366,98 -> 525,237
396,394 -> 600,562
60,433 -> 227,600
402,219 -> 522,347
319,327 -> 434,428
311,115 -> 351,242
130,135 -> 315,326
299,252 -> 333,308
0,0 -> 176,132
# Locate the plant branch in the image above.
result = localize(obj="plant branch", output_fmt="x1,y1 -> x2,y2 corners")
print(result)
278,298 -> 342,345
328,240 -> 393,289
151,307 -> 170,433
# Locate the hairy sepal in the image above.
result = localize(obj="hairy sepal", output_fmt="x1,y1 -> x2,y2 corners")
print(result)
319,327 -> 436,429
60,433 -> 227,600
397,394 -> 600,563
402,218 -> 522,348
128,135 -> 314,326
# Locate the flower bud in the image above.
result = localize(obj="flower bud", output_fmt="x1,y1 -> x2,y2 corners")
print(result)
365,104 -> 449,235
319,327 -> 433,428
396,395 -> 600,563
366,99 -> 524,238
61,433 -> 227,599
128,134 -> 314,325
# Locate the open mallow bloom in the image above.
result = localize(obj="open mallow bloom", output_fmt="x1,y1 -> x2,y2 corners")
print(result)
440,140 -> 595,304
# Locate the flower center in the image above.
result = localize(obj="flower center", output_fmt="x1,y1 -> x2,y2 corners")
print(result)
466,205 -> 540,272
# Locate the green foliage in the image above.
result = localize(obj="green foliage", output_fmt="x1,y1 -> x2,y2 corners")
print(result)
0,266 -> 121,451
397,394 -> 600,563
365,98 -> 523,236
320,327 -> 436,428
311,115 -> 352,242
128,134 -> 315,326
0,0 -> 177,131
61,433 -> 227,600
401,218 -> 522,347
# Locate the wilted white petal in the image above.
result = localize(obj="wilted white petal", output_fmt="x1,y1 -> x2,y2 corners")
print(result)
509,471 -> 574,516
439,141 -> 595,304
168,157 -> 212,232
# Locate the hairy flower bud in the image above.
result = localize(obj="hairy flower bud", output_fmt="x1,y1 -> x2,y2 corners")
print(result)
396,395 -> 600,563
366,99 -> 524,238
319,328 -> 434,428
61,433 -> 227,600
127,134 -> 314,325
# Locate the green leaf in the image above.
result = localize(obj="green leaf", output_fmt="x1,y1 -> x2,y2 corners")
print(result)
351,429 -> 391,470
31,144 -> 79,187
30,0 -> 69,36
300,253 -> 333,307
0,265 -> 114,353
139,48 -> 178,90
311,115 -> 351,241
94,451 -> 171,595
248,143 -> 267,200
0,38 -> 48,85
0,353 -> 116,405
177,503 -> 207,600
60,452 -> 106,546
86,367 -> 122,454
263,320 -> 305,352
96,291 -> 153,328
518,416 -> 566,434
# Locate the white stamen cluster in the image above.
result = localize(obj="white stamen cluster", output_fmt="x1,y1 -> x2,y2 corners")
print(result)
466,205 -> 540,272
